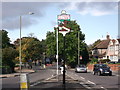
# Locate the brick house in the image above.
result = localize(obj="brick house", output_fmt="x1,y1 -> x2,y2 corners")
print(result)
92,35 -> 110,60
92,35 -> 120,62
106,39 -> 119,62
117,39 -> 120,62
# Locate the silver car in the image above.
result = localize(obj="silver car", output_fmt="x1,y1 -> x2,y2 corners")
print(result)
75,65 -> 87,73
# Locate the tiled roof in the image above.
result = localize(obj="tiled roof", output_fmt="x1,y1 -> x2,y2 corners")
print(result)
94,39 -> 110,49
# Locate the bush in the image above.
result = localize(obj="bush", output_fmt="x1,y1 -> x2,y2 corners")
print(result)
89,58 -> 98,64
0,66 -> 12,74
99,59 -> 110,63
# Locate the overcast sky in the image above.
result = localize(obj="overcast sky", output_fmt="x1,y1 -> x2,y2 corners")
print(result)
1,0 -> 119,45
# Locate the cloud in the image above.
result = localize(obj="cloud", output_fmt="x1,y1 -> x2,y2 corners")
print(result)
62,2 -> 118,16
2,2 -> 118,30
2,2 -> 51,30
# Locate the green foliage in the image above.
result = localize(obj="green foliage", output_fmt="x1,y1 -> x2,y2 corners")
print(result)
46,20 -> 89,67
46,32 -> 56,57
99,59 -> 110,63
90,58 -> 98,64
0,30 -> 11,48
0,30 -> 17,73
88,39 -> 101,50
14,37 -> 43,62
2,47 -> 18,72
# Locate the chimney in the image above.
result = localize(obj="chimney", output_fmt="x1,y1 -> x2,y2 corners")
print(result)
106,35 -> 110,40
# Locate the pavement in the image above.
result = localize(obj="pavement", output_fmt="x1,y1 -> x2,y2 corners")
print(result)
0,68 -> 35,78
30,74 -> 88,90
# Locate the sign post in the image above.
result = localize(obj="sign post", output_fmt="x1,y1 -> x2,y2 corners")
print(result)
57,10 -> 70,85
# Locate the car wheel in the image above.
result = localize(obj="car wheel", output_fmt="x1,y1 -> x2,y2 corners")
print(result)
109,72 -> 112,76
98,71 -> 101,76
75,71 -> 77,73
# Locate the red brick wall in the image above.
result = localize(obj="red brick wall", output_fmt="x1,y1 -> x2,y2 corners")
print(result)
87,64 -> 120,71
108,64 -> 120,71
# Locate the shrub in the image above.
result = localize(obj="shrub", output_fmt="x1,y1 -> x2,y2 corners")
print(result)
90,58 -> 98,64
99,59 -> 110,63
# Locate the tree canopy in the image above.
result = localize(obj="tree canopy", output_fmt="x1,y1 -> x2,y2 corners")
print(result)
14,37 -> 43,62
46,20 -> 89,67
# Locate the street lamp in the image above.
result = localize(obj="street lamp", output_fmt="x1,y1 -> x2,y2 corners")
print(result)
78,31 -> 80,65
19,12 -> 34,73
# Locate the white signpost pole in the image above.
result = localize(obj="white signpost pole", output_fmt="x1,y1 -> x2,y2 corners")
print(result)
57,10 -> 70,85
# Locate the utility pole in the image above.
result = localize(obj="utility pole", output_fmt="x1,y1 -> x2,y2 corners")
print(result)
78,31 -> 80,65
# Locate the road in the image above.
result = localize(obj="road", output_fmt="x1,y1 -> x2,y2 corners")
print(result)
67,69 -> 119,90
1,64 -> 120,90
1,66 -> 56,89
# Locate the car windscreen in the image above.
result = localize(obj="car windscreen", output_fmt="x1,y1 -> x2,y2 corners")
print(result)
99,64 -> 109,68
78,65 -> 86,67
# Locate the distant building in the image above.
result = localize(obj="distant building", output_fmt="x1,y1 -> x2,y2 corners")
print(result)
92,35 -> 120,62
106,39 -> 119,62
92,35 -> 110,60
117,39 -> 120,62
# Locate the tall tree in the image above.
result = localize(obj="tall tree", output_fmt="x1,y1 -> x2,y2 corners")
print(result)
2,47 -> 18,72
14,37 -> 43,62
46,20 -> 89,67
1,30 -> 17,73
1,30 -> 10,48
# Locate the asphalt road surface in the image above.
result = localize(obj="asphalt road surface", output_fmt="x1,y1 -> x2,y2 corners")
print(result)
1,65 -> 120,90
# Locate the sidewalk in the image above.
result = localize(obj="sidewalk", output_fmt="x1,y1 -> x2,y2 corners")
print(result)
30,74 -> 88,90
0,68 -> 35,78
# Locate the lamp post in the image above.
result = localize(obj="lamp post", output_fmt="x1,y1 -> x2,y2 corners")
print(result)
19,12 -> 34,73
78,31 -> 80,65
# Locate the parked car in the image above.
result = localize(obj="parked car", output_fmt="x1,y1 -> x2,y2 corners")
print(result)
93,64 -> 112,76
108,61 -> 117,64
75,65 -> 87,73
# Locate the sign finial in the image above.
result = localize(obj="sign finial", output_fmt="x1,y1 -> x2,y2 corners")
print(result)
61,10 -> 66,14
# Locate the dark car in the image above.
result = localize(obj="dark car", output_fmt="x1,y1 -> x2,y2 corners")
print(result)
93,64 -> 112,76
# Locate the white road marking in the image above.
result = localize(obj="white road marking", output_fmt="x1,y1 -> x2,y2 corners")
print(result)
30,74 -> 57,86
116,75 -> 120,77
80,77 -> 85,80
79,82 -> 91,89
66,74 -> 77,81
87,80 -> 96,85
30,81 -> 41,86
101,86 -> 108,90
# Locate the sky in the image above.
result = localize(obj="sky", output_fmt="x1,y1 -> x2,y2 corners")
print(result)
1,0 -> 119,45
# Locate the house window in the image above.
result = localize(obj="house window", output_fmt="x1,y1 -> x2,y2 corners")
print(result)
115,45 -> 118,51
110,56 -> 113,60
93,49 -> 98,54
110,46 -> 114,52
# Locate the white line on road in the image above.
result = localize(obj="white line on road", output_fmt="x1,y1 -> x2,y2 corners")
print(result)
101,86 -> 108,90
79,82 -> 92,89
87,80 -> 96,85
30,81 -> 41,87
30,74 -> 58,86
80,76 -> 85,80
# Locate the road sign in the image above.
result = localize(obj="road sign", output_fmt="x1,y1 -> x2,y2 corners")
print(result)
58,14 -> 70,22
57,10 -> 70,23
58,26 -> 70,36
80,56 -> 82,59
